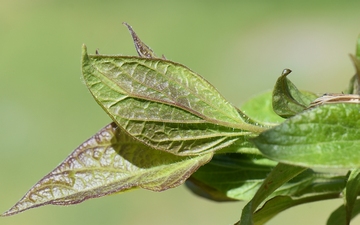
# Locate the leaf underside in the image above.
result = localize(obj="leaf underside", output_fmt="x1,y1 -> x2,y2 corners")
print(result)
81,45 -> 262,156
2,123 -> 212,216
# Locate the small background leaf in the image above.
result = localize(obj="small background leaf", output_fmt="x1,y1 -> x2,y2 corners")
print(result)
241,91 -> 285,125
327,199 -> 360,225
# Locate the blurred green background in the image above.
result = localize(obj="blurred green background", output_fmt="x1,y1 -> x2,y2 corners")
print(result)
1,1 -> 360,224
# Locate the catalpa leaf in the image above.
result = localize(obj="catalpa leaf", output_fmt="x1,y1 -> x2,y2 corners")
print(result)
272,69 -> 317,118
253,103 -> 360,169
81,45 -> 263,156
1,123 -> 212,216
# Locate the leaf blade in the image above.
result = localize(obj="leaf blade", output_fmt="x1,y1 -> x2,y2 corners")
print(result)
253,103 -> 360,169
81,45 -> 262,155
272,69 -> 317,118
1,123 -> 213,217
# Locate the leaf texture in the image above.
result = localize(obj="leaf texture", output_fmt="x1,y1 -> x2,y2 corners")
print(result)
1,123 -> 212,216
82,45 -> 262,155
254,103 -> 360,169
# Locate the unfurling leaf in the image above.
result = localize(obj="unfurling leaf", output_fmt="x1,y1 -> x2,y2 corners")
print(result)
1,123 -> 213,216
253,103 -> 360,169
81,45 -> 264,156
123,22 -> 158,58
272,69 -> 317,118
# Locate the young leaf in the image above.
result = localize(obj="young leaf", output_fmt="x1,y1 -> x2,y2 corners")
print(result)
236,163 -> 306,225
1,123 -> 213,217
327,199 -> 360,225
347,55 -> 360,95
254,193 -> 340,225
343,169 -> 360,224
185,177 -> 238,202
81,45 -> 264,156
123,22 -> 158,58
188,153 -> 276,201
241,91 -> 285,125
253,103 -> 360,169
272,69 -> 317,118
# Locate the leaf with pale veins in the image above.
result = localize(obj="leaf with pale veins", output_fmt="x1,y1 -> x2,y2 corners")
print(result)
1,122 -> 213,216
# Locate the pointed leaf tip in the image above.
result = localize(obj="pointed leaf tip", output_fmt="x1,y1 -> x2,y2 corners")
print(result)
82,44 -> 88,59
1,123 -> 213,216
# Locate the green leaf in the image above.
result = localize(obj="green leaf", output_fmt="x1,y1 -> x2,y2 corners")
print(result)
241,91 -> 285,125
357,35 -> 360,59
347,55 -> 360,95
81,45 -> 264,156
188,154 -> 345,204
345,37 -> 360,94
236,163 -> 306,225
185,177 -> 238,202
343,169 -> 360,224
254,194 -> 340,225
188,154 -> 276,201
327,199 -> 360,225
272,69 -> 317,118
1,123 -> 213,217
123,22 -> 158,58
253,103 -> 360,169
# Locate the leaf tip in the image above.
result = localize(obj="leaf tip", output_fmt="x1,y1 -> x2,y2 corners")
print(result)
281,68 -> 292,76
82,44 -> 88,57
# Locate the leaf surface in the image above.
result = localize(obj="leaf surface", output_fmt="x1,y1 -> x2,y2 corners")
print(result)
81,45 -> 263,155
253,103 -> 360,169
241,91 -> 284,125
272,69 -> 317,118
1,123 -> 212,217
327,199 -> 360,225
343,169 -> 360,224
254,193 -> 340,225
236,163 -> 306,225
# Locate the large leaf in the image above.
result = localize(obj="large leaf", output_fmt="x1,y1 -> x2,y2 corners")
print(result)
81,45 -> 264,156
253,103 -> 360,169
1,123 -> 213,217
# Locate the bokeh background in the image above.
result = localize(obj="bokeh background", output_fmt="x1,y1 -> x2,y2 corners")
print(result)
1,1 -> 360,224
